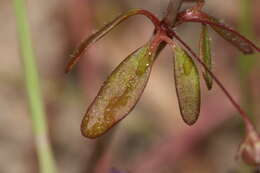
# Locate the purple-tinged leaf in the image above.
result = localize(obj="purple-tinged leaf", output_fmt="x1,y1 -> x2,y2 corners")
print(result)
200,24 -> 213,90
65,9 -> 160,73
177,10 -> 260,54
173,44 -> 201,125
81,42 -> 156,138
208,17 -> 254,54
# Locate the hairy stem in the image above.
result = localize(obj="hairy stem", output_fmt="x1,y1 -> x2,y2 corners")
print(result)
13,1 -> 57,173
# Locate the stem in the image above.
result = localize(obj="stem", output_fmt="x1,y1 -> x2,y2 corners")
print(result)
13,1 -> 57,173
154,0 -> 186,59
163,0 -> 184,27
164,31 -> 256,133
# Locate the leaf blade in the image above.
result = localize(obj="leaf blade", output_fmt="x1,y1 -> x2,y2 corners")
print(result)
173,44 -> 201,125
200,24 -> 213,90
177,10 -> 258,54
65,9 -> 159,73
208,16 -> 254,54
81,43 -> 155,138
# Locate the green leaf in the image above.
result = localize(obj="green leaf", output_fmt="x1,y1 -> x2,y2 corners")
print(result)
81,43 -> 155,138
200,24 -> 213,90
173,44 -> 201,125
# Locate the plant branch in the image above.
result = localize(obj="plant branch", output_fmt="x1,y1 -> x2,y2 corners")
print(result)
13,1 -> 57,173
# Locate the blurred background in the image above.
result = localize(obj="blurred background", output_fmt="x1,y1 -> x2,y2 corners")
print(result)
1,0 -> 260,172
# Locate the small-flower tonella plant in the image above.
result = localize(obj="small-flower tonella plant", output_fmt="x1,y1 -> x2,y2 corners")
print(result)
66,0 -> 260,166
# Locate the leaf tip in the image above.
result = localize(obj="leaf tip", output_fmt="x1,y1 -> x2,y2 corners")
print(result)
181,111 -> 200,125
203,73 -> 213,90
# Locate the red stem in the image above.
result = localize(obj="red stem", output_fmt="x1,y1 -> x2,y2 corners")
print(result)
138,9 -> 161,30
161,32 -> 256,133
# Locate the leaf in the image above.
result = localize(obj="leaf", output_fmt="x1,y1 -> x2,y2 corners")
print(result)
173,44 -> 201,125
81,43 -> 155,138
208,16 -> 254,54
65,9 -> 159,73
200,24 -> 213,90
177,10 -> 258,54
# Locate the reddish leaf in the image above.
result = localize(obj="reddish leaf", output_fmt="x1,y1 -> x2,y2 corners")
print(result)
173,44 -> 201,125
65,9 -> 159,73
177,10 -> 259,54
200,24 -> 213,90
81,43 -> 155,138
208,17 -> 254,54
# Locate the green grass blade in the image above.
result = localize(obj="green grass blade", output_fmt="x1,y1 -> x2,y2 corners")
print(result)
13,1 -> 57,173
